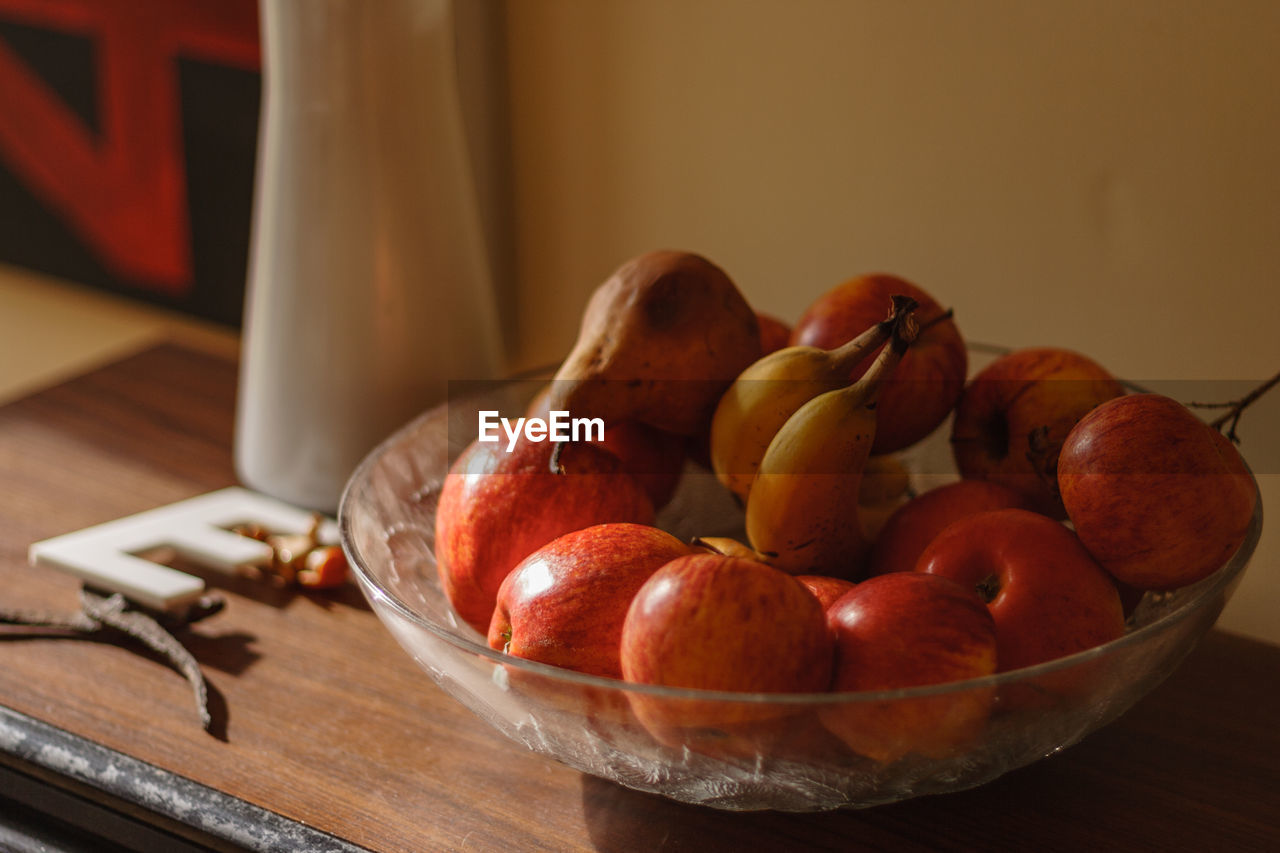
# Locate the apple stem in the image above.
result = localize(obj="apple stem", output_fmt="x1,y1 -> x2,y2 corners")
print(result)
549,439 -> 566,475
1186,368 -> 1280,443
920,307 -> 955,334
975,573 -> 1001,604
1025,425 -> 1061,501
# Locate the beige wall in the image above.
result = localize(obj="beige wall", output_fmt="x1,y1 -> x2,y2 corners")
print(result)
1,2 -> 1274,643
500,1 -> 1280,641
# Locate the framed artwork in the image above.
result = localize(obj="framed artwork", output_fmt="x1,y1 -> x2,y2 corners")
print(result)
0,0 -> 261,327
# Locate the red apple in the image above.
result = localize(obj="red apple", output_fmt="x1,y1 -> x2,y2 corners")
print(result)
1058,394 -> 1258,590
867,480 -> 1030,577
525,385 -> 687,509
596,422 -> 687,510
790,273 -> 967,453
488,523 -> 693,679
950,347 -> 1124,518
797,575 -> 858,612
620,554 -> 833,739
820,572 -> 998,761
756,311 -> 792,355
435,435 -> 654,633
918,508 -> 1125,672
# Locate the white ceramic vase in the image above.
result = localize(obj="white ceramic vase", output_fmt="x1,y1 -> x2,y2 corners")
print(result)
235,0 -> 503,512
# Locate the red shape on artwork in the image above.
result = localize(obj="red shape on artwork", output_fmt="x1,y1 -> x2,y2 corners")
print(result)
0,0 -> 259,294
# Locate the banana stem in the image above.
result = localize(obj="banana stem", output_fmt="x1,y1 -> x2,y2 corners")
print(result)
828,296 -> 919,373
848,304 -> 920,402
890,304 -> 921,351
828,321 -> 891,373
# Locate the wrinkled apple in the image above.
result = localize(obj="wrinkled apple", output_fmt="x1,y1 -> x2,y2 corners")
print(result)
1058,393 -> 1257,590
950,347 -> 1124,517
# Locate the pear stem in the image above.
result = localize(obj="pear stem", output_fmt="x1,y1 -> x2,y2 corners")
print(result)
1186,368 -> 1280,444
549,439 -> 566,475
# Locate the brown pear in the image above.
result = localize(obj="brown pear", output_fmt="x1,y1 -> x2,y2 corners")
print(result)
550,250 -> 762,436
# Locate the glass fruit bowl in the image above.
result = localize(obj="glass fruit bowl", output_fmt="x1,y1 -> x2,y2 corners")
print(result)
337,363 -> 1261,812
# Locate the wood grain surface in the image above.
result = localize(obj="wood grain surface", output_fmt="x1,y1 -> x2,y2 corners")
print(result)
0,344 -> 1277,852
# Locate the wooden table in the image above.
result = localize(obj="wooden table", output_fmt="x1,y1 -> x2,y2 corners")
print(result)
1,343 -> 1277,852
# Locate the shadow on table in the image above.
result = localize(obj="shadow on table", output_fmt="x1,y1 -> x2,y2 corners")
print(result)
577,753 -> 1154,853
578,632 -> 1280,851
136,547 -> 373,614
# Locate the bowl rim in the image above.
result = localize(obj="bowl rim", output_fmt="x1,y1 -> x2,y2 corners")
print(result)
338,350 -> 1263,706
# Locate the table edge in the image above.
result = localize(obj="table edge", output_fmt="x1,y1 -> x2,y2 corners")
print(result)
0,705 -> 368,853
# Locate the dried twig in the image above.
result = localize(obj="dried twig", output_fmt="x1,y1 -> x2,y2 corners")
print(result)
1186,369 -> 1280,443
78,590 -> 212,731
0,591 -> 218,732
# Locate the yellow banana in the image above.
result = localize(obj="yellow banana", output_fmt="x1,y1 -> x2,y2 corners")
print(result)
857,454 -> 913,543
691,536 -> 767,561
745,311 -> 918,577
858,453 -> 912,506
709,297 -> 915,502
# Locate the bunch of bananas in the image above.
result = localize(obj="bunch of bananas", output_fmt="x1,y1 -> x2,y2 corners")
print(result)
709,296 -> 919,578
